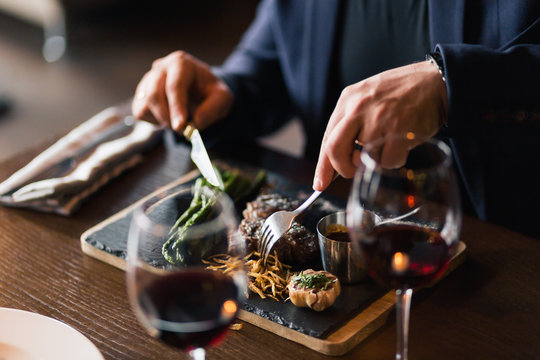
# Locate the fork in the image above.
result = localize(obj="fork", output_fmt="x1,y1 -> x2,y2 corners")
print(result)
258,174 -> 338,265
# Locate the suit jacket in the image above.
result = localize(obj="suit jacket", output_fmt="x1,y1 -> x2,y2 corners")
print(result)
210,0 -> 540,237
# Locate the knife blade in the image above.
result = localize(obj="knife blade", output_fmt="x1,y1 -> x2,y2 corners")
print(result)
183,123 -> 224,190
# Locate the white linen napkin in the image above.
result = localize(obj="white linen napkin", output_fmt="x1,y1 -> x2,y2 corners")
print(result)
0,101 -> 163,215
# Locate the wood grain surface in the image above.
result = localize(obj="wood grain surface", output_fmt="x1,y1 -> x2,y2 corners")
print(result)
1,140 -> 539,360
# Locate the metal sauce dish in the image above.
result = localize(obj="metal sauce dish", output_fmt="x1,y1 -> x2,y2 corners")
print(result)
317,211 -> 366,284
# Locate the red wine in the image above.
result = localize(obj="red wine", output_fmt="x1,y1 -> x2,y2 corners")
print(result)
138,269 -> 240,351
360,224 -> 455,289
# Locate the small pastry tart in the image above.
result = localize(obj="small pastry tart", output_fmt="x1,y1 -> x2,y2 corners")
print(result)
287,269 -> 341,311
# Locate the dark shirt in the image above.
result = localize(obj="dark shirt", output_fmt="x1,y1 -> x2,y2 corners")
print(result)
321,0 -> 431,158
339,0 -> 430,87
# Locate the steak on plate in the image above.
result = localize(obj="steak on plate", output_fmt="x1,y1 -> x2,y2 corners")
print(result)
239,193 -> 319,265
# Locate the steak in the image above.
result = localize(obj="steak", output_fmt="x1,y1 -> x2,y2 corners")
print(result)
239,193 -> 319,265
242,193 -> 300,220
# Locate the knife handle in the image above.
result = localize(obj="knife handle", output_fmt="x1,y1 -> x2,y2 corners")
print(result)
182,123 -> 196,140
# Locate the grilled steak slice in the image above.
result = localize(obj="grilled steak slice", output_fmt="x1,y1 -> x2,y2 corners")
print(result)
238,217 -> 264,254
239,193 -> 319,265
242,193 -> 300,220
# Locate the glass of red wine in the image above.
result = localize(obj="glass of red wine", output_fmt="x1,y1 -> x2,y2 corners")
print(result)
347,133 -> 461,360
126,183 -> 246,360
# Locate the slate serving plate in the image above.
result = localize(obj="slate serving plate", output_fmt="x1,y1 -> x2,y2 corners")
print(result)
81,164 -> 467,355
81,166 -> 386,339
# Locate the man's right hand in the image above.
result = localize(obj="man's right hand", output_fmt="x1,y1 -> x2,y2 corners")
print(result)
313,60 -> 448,192
131,51 -> 234,132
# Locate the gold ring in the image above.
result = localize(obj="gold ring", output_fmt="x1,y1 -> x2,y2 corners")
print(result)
136,91 -> 146,99
354,139 -> 365,150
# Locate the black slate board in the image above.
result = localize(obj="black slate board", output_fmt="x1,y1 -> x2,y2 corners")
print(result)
81,166 -> 386,339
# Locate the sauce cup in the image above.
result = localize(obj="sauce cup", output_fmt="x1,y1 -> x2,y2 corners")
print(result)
317,211 -> 367,284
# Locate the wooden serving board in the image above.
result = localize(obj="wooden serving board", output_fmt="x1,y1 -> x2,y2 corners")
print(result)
239,241 -> 466,356
81,169 -> 467,356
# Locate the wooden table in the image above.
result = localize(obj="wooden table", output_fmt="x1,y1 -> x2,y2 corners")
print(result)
0,138 -> 539,359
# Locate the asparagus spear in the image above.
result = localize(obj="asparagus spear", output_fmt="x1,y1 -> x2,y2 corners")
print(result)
163,168 -> 267,264
168,177 -> 204,235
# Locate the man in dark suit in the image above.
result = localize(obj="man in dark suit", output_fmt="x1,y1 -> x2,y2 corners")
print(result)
131,0 -> 540,237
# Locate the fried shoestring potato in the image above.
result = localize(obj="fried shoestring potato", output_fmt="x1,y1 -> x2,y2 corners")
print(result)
203,251 -> 292,301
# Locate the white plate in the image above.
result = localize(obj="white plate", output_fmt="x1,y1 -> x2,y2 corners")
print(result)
0,308 -> 104,360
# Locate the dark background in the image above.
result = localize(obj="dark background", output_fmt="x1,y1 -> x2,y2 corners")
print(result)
0,0 -> 263,162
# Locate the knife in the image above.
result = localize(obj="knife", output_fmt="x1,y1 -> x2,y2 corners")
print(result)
183,123 -> 224,190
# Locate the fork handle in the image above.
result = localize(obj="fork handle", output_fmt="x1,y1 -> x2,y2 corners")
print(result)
296,173 -> 339,213
295,190 -> 323,214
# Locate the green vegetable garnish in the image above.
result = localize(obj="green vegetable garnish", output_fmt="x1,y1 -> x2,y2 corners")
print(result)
163,168 -> 266,264
292,273 -> 333,290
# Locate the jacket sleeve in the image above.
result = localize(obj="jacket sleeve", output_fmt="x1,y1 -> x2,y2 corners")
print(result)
436,17 -> 540,135
205,0 -> 295,145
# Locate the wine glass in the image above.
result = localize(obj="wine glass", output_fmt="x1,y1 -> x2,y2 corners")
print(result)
347,133 -> 462,360
126,183 -> 246,360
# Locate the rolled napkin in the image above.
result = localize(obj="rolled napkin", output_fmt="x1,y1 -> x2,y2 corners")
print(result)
0,101 -> 163,215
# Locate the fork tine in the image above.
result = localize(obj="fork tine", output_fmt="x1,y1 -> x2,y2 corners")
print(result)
260,225 -> 272,255
257,176 -> 339,265
261,234 -> 275,266
261,232 -> 271,257
258,224 -> 271,253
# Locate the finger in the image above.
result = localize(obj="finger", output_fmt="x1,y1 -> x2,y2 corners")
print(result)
192,84 -> 233,129
313,150 -> 335,191
324,113 -> 364,179
353,108 -> 392,166
165,58 -> 192,132
132,82 -> 151,121
145,72 -> 171,127
313,116 -> 349,186
352,140 -> 364,167
380,136 -> 409,169
132,73 -> 163,125
132,67 -> 169,127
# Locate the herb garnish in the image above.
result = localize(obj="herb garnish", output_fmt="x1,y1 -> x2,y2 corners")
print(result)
292,273 -> 333,290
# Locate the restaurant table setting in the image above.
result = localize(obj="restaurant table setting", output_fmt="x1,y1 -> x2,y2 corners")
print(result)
81,161 -> 457,355
0,104 -> 538,360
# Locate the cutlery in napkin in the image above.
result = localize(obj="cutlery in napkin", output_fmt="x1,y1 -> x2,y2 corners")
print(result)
0,101 -> 163,215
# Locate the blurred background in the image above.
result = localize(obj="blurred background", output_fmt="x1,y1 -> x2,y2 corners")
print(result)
0,0 -> 304,163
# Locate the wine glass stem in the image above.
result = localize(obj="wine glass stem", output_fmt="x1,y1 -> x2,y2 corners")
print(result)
189,347 -> 206,360
395,288 -> 413,360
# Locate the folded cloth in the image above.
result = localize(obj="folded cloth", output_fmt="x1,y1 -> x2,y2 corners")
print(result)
0,100 -> 163,215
